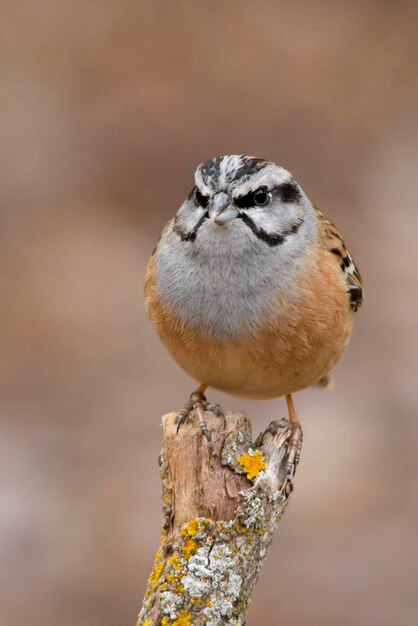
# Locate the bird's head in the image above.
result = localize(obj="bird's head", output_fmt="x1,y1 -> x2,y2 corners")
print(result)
173,155 -> 314,249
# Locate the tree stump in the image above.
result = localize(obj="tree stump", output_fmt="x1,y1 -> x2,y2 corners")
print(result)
137,410 -> 301,626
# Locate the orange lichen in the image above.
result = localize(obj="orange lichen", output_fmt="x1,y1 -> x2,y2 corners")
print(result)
236,450 -> 266,480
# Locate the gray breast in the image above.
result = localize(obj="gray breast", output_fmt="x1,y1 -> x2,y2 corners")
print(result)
154,219 -> 308,340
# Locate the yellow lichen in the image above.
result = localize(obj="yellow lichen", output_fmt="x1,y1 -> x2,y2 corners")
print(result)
236,450 -> 266,480
172,610 -> 192,625
145,549 -> 165,597
161,554 -> 186,595
181,537 -> 197,559
146,561 -> 164,597
168,555 -> 181,570
161,611 -> 192,626
183,518 -> 200,537
181,518 -> 208,539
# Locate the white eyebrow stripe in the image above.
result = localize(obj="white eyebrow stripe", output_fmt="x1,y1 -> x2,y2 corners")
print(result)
233,168 -> 292,196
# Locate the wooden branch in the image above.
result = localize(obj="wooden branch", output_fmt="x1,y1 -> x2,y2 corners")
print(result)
137,410 -> 300,626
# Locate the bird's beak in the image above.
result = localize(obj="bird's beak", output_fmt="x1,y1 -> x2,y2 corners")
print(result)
208,192 -> 239,225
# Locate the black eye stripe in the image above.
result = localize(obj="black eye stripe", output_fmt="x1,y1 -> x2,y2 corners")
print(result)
234,182 -> 301,208
276,182 -> 301,203
235,186 -> 269,209
234,192 -> 256,209
194,187 -> 209,208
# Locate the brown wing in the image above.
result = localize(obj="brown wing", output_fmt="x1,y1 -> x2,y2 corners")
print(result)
316,208 -> 363,312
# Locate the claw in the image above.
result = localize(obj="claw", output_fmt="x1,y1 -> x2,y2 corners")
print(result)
283,422 -> 303,476
284,395 -> 303,476
176,388 -> 225,442
200,425 -> 212,443
203,402 -> 226,428
255,417 -> 303,477
176,399 -> 194,434
176,413 -> 187,434
254,418 -> 286,448
193,398 -> 212,443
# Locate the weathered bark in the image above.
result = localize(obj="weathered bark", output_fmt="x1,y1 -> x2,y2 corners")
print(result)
137,410 -> 300,626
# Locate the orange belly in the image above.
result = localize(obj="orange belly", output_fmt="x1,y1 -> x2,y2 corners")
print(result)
145,250 -> 353,399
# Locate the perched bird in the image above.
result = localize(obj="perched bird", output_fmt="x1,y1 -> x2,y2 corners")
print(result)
145,155 -> 363,469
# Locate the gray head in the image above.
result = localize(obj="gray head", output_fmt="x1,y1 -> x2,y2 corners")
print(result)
173,155 -> 316,248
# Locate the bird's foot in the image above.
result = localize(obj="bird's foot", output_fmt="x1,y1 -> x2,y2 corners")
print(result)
284,419 -> 303,476
255,417 -> 303,477
176,390 -> 226,443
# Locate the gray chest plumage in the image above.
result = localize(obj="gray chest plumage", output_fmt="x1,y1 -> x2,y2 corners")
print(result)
154,219 -> 307,339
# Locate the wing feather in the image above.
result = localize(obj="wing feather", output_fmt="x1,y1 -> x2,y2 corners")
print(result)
316,208 -> 363,312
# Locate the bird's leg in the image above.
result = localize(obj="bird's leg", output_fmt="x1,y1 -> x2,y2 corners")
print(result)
254,394 -> 303,476
284,394 -> 303,475
176,384 -> 225,443
176,384 -> 208,432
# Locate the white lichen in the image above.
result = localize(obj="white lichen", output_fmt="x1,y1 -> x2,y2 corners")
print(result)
226,573 -> 242,600
159,591 -> 184,619
181,574 -> 211,598
239,490 -> 265,529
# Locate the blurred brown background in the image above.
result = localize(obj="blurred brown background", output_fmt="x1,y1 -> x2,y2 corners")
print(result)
1,2 -> 417,625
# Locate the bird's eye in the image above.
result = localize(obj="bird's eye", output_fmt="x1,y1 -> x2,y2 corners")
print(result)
234,185 -> 271,209
253,187 -> 270,206
194,188 -> 209,208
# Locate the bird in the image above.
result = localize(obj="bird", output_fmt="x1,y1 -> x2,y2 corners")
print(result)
145,155 -> 363,470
